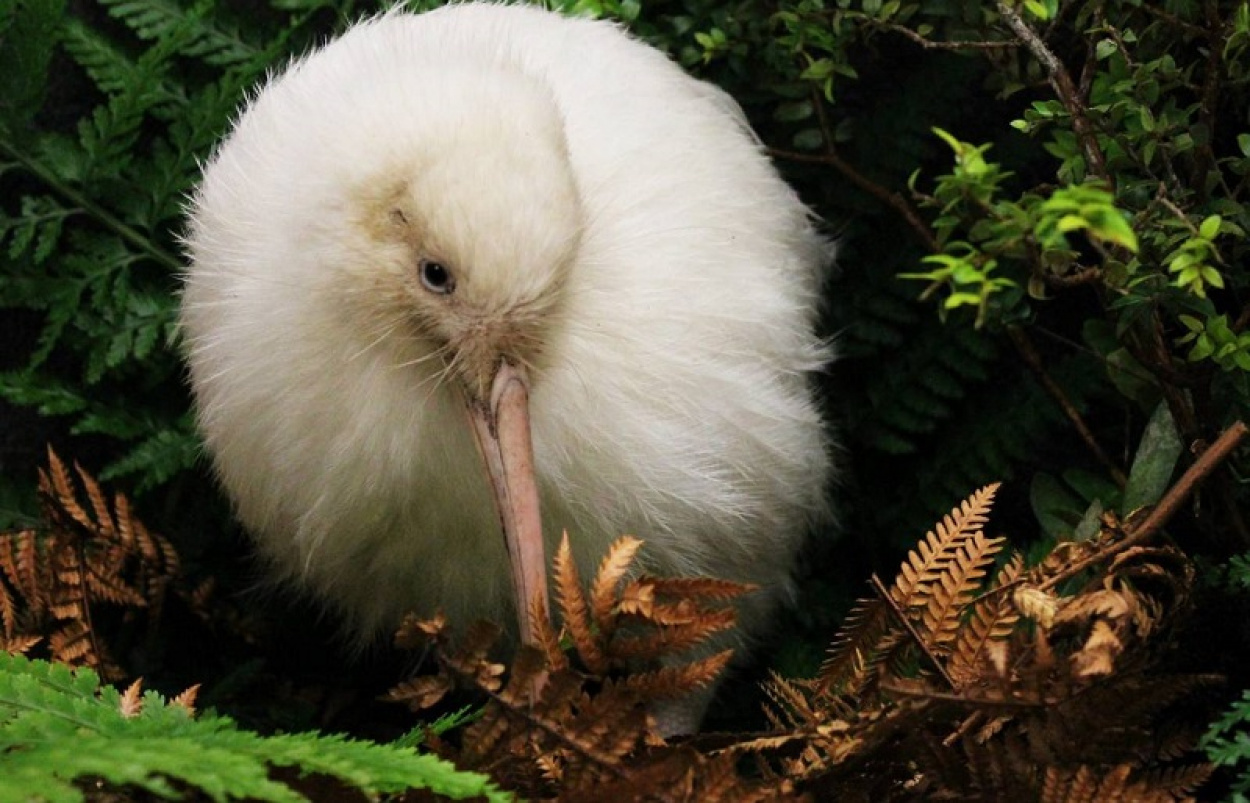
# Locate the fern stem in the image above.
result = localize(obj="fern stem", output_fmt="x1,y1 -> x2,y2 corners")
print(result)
0,693 -> 104,731
0,138 -> 182,272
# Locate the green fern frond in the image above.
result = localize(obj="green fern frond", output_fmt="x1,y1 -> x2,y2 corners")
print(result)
101,0 -> 260,67
96,423 -> 201,491
0,0 -> 65,132
0,652 -> 510,803
61,19 -> 150,97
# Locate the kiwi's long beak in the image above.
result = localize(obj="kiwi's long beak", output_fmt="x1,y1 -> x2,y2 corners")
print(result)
467,360 -> 548,644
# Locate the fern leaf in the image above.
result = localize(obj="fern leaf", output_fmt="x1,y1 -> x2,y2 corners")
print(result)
61,19 -> 148,96
949,552 -> 1023,684
98,426 -> 201,492
40,448 -> 92,534
101,0 -> 258,67
621,649 -> 732,701
0,531 -> 43,616
893,482 -> 999,608
554,531 -> 606,674
0,0 -> 63,130
640,576 -> 757,601
528,594 -> 567,670
0,652 -> 508,802
118,678 -> 144,718
78,463 -> 114,539
608,609 -> 737,662
815,594 -> 893,694
590,534 -> 643,634
917,531 -> 1005,652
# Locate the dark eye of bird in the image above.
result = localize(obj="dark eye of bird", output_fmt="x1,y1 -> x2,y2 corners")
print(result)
419,260 -> 455,295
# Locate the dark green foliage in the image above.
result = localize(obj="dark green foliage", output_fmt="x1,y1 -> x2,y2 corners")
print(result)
1203,688 -> 1250,802
0,0 -> 338,501
4,0 -> 1250,793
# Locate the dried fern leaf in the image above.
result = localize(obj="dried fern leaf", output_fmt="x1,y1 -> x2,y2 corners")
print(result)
529,596 -> 568,671
608,610 -> 737,662
563,682 -> 648,763
80,463 -> 116,539
554,531 -> 606,674
498,645 -> 548,707
386,675 -> 454,710
1041,764 -> 1176,803
40,448 -> 95,534
917,531 -> 1005,653
1,531 -> 44,615
815,594 -> 892,695
893,482 -> 999,609
118,678 -> 144,718
85,567 -> 148,607
1136,763 -> 1213,796
949,552 -> 1023,685
171,684 -> 200,714
762,672 -> 823,731
48,620 -> 94,663
0,634 -> 42,654
640,576 -> 757,601
590,535 -> 643,634
622,649 -> 732,701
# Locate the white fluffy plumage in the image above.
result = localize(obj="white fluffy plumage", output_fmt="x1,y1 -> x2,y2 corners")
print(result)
181,3 -> 833,652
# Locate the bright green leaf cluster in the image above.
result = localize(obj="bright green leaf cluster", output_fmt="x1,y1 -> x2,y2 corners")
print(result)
1177,313 -> 1250,371
1035,184 -> 1138,253
1166,215 -> 1227,298
906,129 -> 1138,325
901,246 -> 1014,327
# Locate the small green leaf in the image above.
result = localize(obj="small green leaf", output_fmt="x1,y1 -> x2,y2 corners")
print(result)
773,100 -> 813,123
1073,498 -> 1105,542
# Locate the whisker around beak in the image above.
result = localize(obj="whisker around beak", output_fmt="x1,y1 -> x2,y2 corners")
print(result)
467,360 -> 549,644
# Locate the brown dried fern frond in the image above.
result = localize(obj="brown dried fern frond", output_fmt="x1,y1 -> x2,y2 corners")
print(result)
1040,764 -> 1183,803
0,448 -> 179,679
892,481 -> 999,609
389,535 -> 785,801
916,529 -> 1005,656
738,480 -> 1218,801
948,552 -> 1023,688
554,531 -> 607,674
814,595 -> 893,696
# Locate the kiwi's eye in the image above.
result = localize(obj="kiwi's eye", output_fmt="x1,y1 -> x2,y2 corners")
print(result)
419,260 -> 455,295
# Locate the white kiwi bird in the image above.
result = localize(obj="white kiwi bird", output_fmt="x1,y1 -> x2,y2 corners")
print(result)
180,2 -> 833,730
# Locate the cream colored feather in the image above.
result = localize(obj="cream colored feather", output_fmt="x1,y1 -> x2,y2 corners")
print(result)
181,2 -> 833,696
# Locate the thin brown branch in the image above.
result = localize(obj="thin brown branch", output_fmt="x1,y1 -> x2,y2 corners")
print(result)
878,679 -> 1048,708
1008,325 -> 1127,488
768,147 -> 940,253
1149,313 -> 1203,443
879,22 -> 1017,51
870,574 -> 958,690
1191,1 -> 1225,201
996,2 -> 1109,182
1140,4 -> 1212,38
1232,302 -> 1250,334
1042,266 -> 1103,288
1040,420 -> 1248,590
